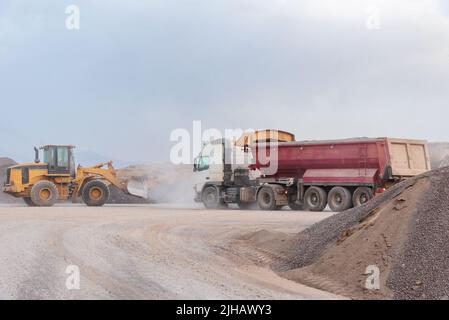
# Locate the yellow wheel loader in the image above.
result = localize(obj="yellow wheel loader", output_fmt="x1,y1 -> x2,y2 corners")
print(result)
3,145 -> 148,207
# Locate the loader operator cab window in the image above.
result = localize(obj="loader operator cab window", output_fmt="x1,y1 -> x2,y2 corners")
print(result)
43,146 -> 72,175
43,148 -> 55,166
57,147 -> 69,167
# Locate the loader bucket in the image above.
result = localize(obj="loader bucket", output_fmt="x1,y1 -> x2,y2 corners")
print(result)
126,177 -> 149,199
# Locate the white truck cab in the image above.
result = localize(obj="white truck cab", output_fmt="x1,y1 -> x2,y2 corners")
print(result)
193,138 -> 258,207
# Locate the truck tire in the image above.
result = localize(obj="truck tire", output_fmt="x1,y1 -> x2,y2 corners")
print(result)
23,197 -> 36,207
237,203 -> 253,210
82,180 -> 110,207
202,186 -> 226,209
304,186 -> 327,211
288,201 -> 304,211
327,187 -> 352,212
257,186 -> 279,210
352,187 -> 374,207
30,180 -> 59,207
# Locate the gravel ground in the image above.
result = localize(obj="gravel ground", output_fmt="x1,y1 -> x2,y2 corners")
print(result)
0,204 -> 339,300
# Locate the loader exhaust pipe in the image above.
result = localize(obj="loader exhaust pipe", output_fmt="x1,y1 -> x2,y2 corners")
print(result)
34,147 -> 40,163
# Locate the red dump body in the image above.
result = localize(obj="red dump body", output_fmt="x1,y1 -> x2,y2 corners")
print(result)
251,138 -> 430,188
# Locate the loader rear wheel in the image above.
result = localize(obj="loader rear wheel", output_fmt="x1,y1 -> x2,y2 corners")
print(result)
82,180 -> 110,207
304,186 -> 327,211
23,197 -> 36,207
30,181 -> 59,207
328,187 -> 352,212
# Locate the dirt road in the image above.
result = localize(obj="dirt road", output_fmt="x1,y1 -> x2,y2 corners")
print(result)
0,204 -> 340,299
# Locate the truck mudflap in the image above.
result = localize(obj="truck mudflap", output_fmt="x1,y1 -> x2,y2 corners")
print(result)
303,168 -> 378,186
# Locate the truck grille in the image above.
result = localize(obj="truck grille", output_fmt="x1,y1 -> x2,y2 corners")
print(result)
6,168 -> 11,185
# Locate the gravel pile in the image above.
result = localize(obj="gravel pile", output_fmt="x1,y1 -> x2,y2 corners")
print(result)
388,167 -> 449,299
107,185 -> 153,204
276,167 -> 449,300
0,157 -> 20,203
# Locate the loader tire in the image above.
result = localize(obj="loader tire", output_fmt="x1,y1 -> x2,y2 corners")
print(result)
30,181 -> 59,207
304,186 -> 327,211
23,197 -> 36,207
82,180 -> 110,207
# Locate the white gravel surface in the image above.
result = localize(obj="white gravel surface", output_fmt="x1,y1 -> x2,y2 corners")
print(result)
0,204 -> 340,300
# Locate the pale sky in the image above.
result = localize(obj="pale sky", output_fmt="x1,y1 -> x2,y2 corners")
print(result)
1,0 -> 449,163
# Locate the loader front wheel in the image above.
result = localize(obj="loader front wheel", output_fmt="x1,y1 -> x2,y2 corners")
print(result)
23,197 -> 36,207
30,181 -> 59,207
82,180 -> 110,207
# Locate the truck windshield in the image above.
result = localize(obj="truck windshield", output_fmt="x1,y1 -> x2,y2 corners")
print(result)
198,156 -> 210,171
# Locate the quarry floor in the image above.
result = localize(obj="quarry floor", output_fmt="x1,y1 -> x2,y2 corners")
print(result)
0,204 -> 341,299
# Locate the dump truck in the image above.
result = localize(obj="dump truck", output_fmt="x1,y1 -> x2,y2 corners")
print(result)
193,130 -> 431,211
3,145 -> 148,207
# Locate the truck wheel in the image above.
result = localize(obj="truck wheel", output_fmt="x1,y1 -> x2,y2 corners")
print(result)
82,180 -> 110,207
30,180 -> 59,207
304,186 -> 327,211
23,197 -> 36,207
328,187 -> 352,212
288,201 -> 304,211
238,203 -> 253,210
352,187 -> 374,207
257,186 -> 278,210
202,186 -> 226,209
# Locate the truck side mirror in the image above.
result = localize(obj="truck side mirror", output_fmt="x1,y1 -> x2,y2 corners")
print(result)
193,158 -> 198,172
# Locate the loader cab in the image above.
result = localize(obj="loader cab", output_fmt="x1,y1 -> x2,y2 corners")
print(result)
41,145 -> 76,177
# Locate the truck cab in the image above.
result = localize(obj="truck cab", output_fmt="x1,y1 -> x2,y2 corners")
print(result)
193,138 -> 259,207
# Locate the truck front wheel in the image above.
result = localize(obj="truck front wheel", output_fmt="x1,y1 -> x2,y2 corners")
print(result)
352,187 -> 374,207
328,187 -> 352,212
82,180 -> 110,207
202,186 -> 226,209
304,186 -> 327,211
